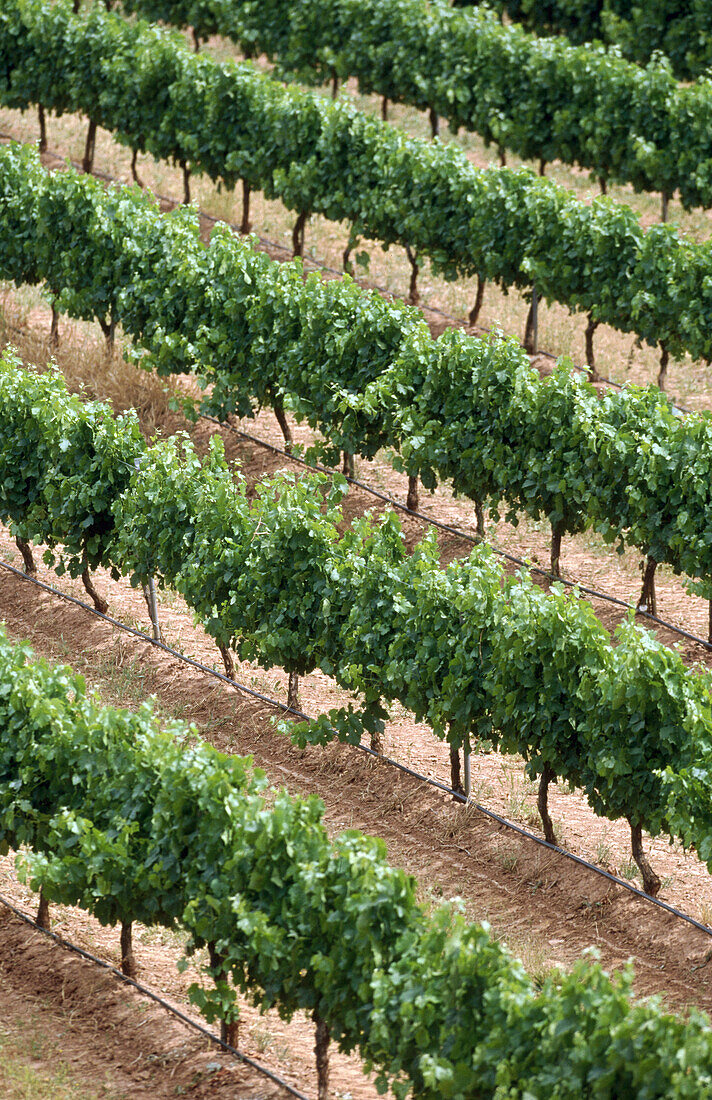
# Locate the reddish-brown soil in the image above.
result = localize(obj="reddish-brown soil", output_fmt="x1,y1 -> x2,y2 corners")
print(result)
0,906 -> 288,1099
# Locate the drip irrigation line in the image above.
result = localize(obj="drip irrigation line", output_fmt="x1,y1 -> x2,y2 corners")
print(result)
4,129 -> 693,415
0,891 -> 310,1100
2,557 -> 712,943
0,299 -> 705,655
209,416 -> 712,653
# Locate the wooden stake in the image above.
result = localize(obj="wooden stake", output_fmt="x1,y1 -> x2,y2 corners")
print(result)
38,104 -> 47,153
637,556 -> 657,617
406,475 -> 419,512
468,276 -> 485,327
36,887 -> 50,930
537,763 -> 557,844
240,179 -> 251,234
292,210 -> 307,257
81,567 -> 109,614
404,245 -> 419,304
450,744 -> 464,799
314,1014 -> 330,1100
120,921 -> 137,977
82,118 -> 97,174
629,820 -> 661,897
15,536 -> 36,574
218,642 -> 235,680
288,670 -> 300,709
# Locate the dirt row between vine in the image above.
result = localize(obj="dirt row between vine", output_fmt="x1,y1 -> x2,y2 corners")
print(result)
0,907 -> 288,1100
2,556 -> 712,1025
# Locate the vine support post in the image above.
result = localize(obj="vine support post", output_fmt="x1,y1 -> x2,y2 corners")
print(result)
82,118 -> 97,174
450,744 -> 463,799
50,305 -> 60,348
475,500 -> 485,539
468,275 -> 485,327
38,104 -> 47,153
463,750 -> 471,799
523,286 -> 538,354
270,390 -> 293,451
341,450 -> 355,478
81,565 -> 109,615
15,536 -> 36,575
709,599 -> 712,646
381,95 -> 389,120
429,107 -> 440,139
537,763 -> 557,844
585,316 -> 599,382
142,579 -> 161,642
98,314 -> 116,354
120,921 -> 137,978
406,475 -> 419,512
658,344 -> 669,390
36,887 -> 50,930
208,943 -> 239,1048
240,179 -> 251,234
180,160 -> 191,205
629,820 -> 661,897
404,245 -> 419,304
314,1013 -> 330,1100
287,670 -> 300,710
130,147 -> 144,188
292,210 -> 307,258
637,555 -> 657,617
550,519 -> 564,578
218,642 -> 235,680
661,190 -> 670,223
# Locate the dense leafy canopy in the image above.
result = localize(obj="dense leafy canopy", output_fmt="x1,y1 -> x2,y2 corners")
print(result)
5,349 -> 712,891
4,147 -> 712,604
117,0 -> 712,207
5,0 -> 712,365
4,628 -> 712,1096
456,1 -> 712,83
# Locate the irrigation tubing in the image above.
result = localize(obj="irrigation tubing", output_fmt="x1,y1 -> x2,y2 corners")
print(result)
208,416 -> 712,654
4,128 -> 694,414
0,296 -> 706,657
0,890 -> 311,1100
2,557 -> 712,942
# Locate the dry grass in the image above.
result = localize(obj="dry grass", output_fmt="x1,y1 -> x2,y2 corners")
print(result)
0,290 -> 177,437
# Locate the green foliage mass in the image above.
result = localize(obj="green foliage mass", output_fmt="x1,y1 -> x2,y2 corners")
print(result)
5,349 -> 712,901
6,0 -> 712,364
455,1 -> 712,84
3,627 -> 712,1096
117,0 -> 712,205
5,146 -> 712,609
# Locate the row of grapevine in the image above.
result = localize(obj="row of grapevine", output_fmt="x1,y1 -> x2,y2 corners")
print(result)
4,625 -> 712,1098
453,0 -> 712,83
114,0 -> 712,214
4,143 -> 712,630
6,0 -> 712,376
5,348 -> 712,899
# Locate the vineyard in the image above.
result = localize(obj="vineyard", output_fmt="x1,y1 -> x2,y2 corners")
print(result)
2,0 -> 712,1096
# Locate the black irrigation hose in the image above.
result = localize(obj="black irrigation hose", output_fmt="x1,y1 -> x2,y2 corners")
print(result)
2,557 -> 712,942
0,891 -> 311,1100
6,129 -> 694,414
210,417 -> 712,653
